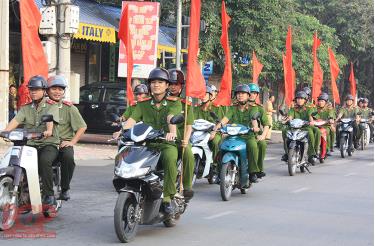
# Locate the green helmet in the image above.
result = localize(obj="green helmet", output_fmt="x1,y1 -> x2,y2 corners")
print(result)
248,83 -> 260,93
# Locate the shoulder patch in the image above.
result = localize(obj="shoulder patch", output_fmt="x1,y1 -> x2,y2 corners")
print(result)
62,100 -> 73,106
139,97 -> 152,102
166,96 -> 178,101
46,99 -> 57,105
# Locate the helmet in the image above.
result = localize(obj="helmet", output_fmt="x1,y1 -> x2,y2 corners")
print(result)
248,83 -> 260,93
168,69 -> 185,84
209,84 -> 218,92
134,84 -> 149,95
205,85 -> 214,96
303,87 -> 311,97
47,75 -> 67,89
234,84 -> 250,95
318,92 -> 329,101
363,98 -> 369,103
28,75 -> 47,89
295,91 -> 308,100
147,68 -> 170,83
345,94 -> 354,101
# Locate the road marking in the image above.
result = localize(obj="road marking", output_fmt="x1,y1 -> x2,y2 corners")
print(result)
291,187 -> 310,193
344,172 -> 357,177
204,211 -> 236,220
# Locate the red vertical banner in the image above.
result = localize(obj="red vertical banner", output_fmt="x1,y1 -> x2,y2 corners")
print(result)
119,3 -> 134,105
328,47 -> 341,104
19,0 -> 49,106
252,51 -> 263,83
311,32 -> 324,102
185,0 -> 206,99
349,62 -> 356,99
284,26 -> 295,106
214,0 -> 232,106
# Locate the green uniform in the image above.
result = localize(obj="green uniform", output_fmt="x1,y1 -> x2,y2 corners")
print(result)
338,105 -> 361,146
315,105 -> 335,150
122,105 -> 136,120
282,105 -> 319,157
225,103 -> 270,174
177,99 -> 195,191
130,96 -> 182,202
194,103 -> 225,171
14,97 -> 60,197
57,100 -> 87,192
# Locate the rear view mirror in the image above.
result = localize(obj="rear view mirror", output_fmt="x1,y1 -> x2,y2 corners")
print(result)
279,109 -> 286,116
210,112 -> 219,123
251,112 -> 261,120
41,114 -> 54,123
170,114 -> 185,125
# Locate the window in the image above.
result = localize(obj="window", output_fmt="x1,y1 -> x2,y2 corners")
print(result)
104,88 -> 126,104
79,87 -> 101,103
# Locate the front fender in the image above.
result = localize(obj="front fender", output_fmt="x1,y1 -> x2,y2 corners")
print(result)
191,146 -> 203,159
221,152 -> 239,166
288,140 -> 297,150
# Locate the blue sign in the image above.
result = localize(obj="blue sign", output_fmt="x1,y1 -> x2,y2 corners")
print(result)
202,61 -> 214,75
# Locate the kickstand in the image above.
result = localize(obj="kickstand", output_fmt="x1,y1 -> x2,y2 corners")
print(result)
304,164 -> 312,173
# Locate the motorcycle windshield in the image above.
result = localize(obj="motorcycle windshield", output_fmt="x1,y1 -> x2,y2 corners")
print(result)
117,146 -> 160,170
290,119 -> 305,128
192,119 -> 215,131
190,131 -> 208,144
341,118 -> 352,124
221,124 -> 249,135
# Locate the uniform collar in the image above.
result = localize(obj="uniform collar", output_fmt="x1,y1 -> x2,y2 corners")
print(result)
150,96 -> 167,106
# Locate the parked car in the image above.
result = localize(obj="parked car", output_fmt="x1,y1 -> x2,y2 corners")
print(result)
76,82 -> 127,134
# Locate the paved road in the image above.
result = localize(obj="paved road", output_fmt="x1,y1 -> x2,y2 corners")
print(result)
1,143 -> 373,246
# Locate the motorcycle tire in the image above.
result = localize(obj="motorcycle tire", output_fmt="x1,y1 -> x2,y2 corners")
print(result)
192,157 -> 200,186
340,136 -> 347,158
361,136 -> 365,151
220,162 -> 234,201
114,192 -> 139,243
300,166 -> 305,173
163,217 -> 177,227
287,149 -> 298,176
0,176 -> 18,231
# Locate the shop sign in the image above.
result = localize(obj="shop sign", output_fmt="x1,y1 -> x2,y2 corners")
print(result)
73,23 -> 116,43
118,1 -> 160,78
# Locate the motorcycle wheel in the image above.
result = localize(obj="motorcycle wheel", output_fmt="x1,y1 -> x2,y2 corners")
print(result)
220,162 -> 234,201
361,135 -> 365,151
192,157 -> 200,186
300,166 -> 305,173
163,217 -> 177,227
340,137 -> 347,158
287,149 -> 298,176
114,192 -> 139,243
0,176 -> 18,231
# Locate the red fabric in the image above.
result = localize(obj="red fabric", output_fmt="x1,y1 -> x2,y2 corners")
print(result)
252,51 -> 263,83
185,0 -> 206,99
284,26 -> 295,106
19,0 -> 48,106
119,4 -> 134,105
17,83 -> 31,108
214,1 -> 232,106
311,32 -> 324,102
349,62 -> 356,99
328,47 -> 341,104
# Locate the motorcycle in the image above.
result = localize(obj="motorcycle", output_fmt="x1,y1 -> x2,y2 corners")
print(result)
338,118 -> 354,158
113,115 -> 187,243
190,119 -> 216,185
218,112 -> 260,201
0,115 -> 62,231
359,118 -> 370,150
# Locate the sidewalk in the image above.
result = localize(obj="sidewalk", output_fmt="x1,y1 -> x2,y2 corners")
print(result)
0,130 -> 283,161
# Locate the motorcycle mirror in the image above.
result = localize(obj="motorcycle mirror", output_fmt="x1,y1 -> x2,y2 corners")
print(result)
41,114 -> 54,123
251,112 -> 261,120
170,114 -> 185,125
279,109 -> 286,116
209,112 -> 219,123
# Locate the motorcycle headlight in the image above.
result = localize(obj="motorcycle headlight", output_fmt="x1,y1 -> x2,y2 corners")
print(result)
287,131 -> 293,139
8,131 -> 24,141
114,158 -> 150,178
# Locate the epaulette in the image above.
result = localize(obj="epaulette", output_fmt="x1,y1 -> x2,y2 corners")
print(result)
181,98 -> 192,105
166,96 -> 178,101
46,98 -> 57,105
137,97 -> 151,102
62,100 -> 73,106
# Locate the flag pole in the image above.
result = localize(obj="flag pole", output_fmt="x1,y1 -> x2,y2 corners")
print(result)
179,96 -> 189,194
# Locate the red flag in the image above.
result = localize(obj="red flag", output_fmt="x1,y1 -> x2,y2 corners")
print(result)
311,32 -> 324,102
252,51 -> 263,83
185,0 -> 206,99
328,47 -> 341,104
119,3 -> 134,105
214,1 -> 232,106
349,62 -> 356,99
284,26 -> 295,106
19,0 -> 49,106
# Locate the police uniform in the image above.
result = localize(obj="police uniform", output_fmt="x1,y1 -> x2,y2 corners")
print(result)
14,97 -> 60,197
130,96 -> 182,202
122,97 -> 150,120
194,102 -> 225,171
315,105 -> 336,151
282,105 -> 318,157
225,102 -> 270,176
57,100 -> 87,192
338,105 -> 361,147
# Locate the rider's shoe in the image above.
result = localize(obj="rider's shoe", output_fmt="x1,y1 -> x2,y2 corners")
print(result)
58,190 -> 70,201
162,202 -> 174,217
183,189 -> 194,203
43,195 -> 56,205
256,172 -> 266,178
249,173 -> 258,183
281,154 -> 288,162
214,175 -> 221,184
326,152 -> 332,156
308,156 -> 317,165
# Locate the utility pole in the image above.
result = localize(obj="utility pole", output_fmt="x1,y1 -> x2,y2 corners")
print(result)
0,0 -> 9,129
58,0 -> 72,100
176,0 -> 182,69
